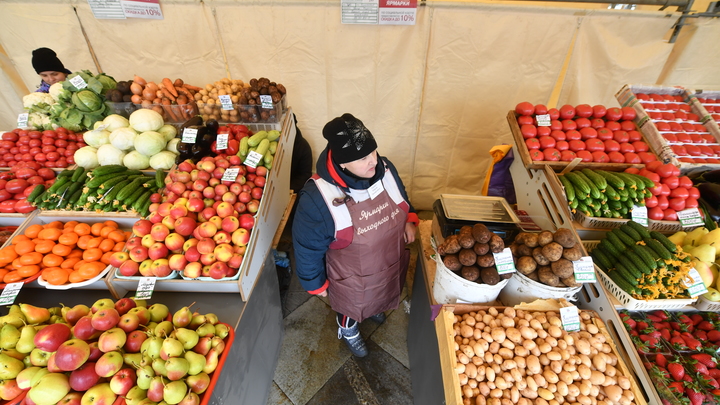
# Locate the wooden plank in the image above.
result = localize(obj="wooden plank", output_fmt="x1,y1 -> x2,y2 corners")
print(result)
435,307 -> 462,405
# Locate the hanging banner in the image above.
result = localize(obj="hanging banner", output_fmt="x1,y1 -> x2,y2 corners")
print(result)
379,0 -> 417,25
342,0 -> 417,25
341,0 -> 379,24
121,0 -> 164,19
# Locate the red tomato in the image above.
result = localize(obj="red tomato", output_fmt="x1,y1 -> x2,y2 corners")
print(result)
562,120 -> 577,131
591,118 -> 605,129
525,138 -> 541,150
568,140 -> 586,152
556,141 -> 569,151
580,127 -> 598,140
534,104 -> 548,115
656,163 -> 676,178
656,122 -> 671,131
603,140 -> 620,152
605,108 -> 623,121
613,131 -> 630,143
638,152 -> 657,163
559,105 -> 576,120
663,209 -> 678,221
0,190 -> 11,202
41,137 -> 54,145
548,108 -> 560,120
681,122 -> 695,132
591,151 -> 609,163
632,141 -> 649,152
676,133 -> 692,143
46,152 -> 60,162
576,150 -> 593,162
621,107 -> 636,121
543,148 -> 561,161
605,121 -> 621,132
669,122 -> 684,132
684,197 -> 699,209
35,153 -> 47,163
574,118 -> 591,129
550,130 -> 566,141
518,115 -> 534,126
659,184 -> 671,197
624,153 -> 641,164
66,156 -> 75,166
575,104 -> 593,118
560,150 -> 577,161
688,187 -> 700,199
619,143 -> 635,153
537,126 -> 551,137
648,207 -> 665,220
529,150 -> 544,161
645,196 -> 658,208
28,131 -> 42,139
597,128 -> 614,141
516,102 -> 535,116
521,125 -> 537,139
685,145 -> 701,156
27,176 -> 44,185
625,167 -> 640,174
662,112 -> 676,121
636,94 -> 650,101
539,136 -> 556,149
670,187 -> 689,199
608,151 -> 625,163
645,161 -> 663,172
694,124 -> 706,132
662,176 -> 679,189
565,130 -> 582,141
656,195 -> 669,210
675,111 -> 688,120
592,105 -> 607,118
14,200 -> 34,214
585,139 -> 605,152
550,120 -> 563,131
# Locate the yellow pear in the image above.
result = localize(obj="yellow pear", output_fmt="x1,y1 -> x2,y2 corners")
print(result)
694,260 -> 715,288
691,245 -> 717,263
684,227 -> 709,247
668,231 -> 687,246
698,229 -> 720,258
703,287 -> 720,302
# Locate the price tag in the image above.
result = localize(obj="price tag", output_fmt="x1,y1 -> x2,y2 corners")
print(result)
69,75 -> 87,90
222,167 -> 240,182
16,113 -> 28,129
683,268 -> 708,298
0,283 -> 23,306
572,256 -> 597,283
260,95 -> 274,109
367,180 -> 385,200
216,133 -> 228,150
243,151 -> 263,168
536,114 -> 551,127
677,208 -> 703,227
135,277 -> 156,300
493,248 -> 516,275
560,306 -> 581,332
181,128 -> 198,143
631,206 -> 649,227
219,95 -> 233,111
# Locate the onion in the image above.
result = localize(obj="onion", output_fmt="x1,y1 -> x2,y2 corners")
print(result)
143,88 -> 156,101
130,82 -> 143,95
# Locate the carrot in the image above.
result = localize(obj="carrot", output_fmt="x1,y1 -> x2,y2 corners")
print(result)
162,99 -> 179,122
152,105 -> 166,119
183,83 -> 203,92
163,78 -> 178,97
171,104 -> 186,121
175,86 -> 192,99
174,78 -> 184,87
160,87 -> 176,101
176,95 -> 188,105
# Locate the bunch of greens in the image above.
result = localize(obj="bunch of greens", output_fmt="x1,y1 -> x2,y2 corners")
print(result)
49,70 -> 117,132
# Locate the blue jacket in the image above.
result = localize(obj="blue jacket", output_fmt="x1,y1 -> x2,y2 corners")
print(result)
291,147 -> 418,294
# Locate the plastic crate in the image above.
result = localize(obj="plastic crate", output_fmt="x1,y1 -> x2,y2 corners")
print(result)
575,211 -> 629,229
597,270 -> 697,310
693,295 -> 720,311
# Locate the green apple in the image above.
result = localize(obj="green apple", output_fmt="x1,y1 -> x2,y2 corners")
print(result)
703,287 -> 720,302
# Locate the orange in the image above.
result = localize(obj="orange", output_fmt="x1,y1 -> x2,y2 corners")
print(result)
87,237 -> 103,249
38,228 -> 62,241
24,224 -> 43,239
100,226 -> 116,238
60,257 -> 81,270
45,221 -> 64,229
98,239 -> 115,253
62,227 -> 76,234
58,233 -> 79,246
108,230 -> 126,243
0,269 -> 8,282
91,223 -> 104,236
74,223 -> 91,236
0,247 -> 18,263
68,271 -> 84,284
77,261 -> 106,279
4,271 -> 22,283
83,248 -> 103,262
64,220 -> 79,229
11,258 -> 22,270
77,235 -> 92,250
14,240 -> 36,255
103,220 -> 119,228
67,249 -> 83,258
17,265 -> 40,278
124,231 -> 132,240
19,252 -> 42,266
112,242 -> 125,252
34,240 -> 55,254
11,235 -> 30,246
101,251 -> 114,265
51,244 -> 72,257
42,254 -> 63,268
44,268 -> 69,285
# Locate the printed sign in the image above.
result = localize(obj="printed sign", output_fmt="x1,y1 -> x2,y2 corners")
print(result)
69,75 -> 87,90
677,208 -> 703,228
367,181 -> 385,200
378,0 -> 417,25
536,114 -> 551,127
135,277 -> 157,300
244,151 -> 263,168
493,248 -> 516,275
683,268 -> 709,298
221,168 -> 240,182
216,133 -> 229,150
181,128 -> 198,143
560,306 -> 581,332
88,0 -> 126,19
218,95 -> 233,111
121,0 -> 163,19
16,113 -> 28,129
631,206 -> 648,227
0,283 -> 23,306
260,95 -> 273,109
341,0 -> 379,24
572,256 -> 597,283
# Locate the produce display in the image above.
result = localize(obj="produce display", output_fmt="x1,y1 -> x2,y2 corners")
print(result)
46,71 -> 118,132
624,162 -> 702,222
451,306 -> 637,405
0,166 -> 57,214
590,221 -> 695,300
28,166 -> 161,216
559,169 -> 653,220
0,219 -> 129,286
666,226 -> 720,302
195,77 -> 287,123
74,109 -> 179,171
126,75 -> 202,123
0,298 -> 230,405
436,224 -> 510,285
514,102 -> 657,164
1,127 -> 85,168
508,229 -> 582,288
110,154 -> 264,280
695,95 -> 720,121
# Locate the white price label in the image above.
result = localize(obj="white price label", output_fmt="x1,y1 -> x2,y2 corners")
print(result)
0,282 -> 23,306
260,95 -> 274,109
121,0 -> 163,19
135,277 -> 156,300
677,208 -> 703,227
216,134 -> 228,150
572,256 -> 597,283
536,114 -> 551,127
493,248 -> 516,275
16,113 -> 28,129
243,151 -> 263,168
560,306 -> 581,332
219,95 -> 233,111
683,268 -> 708,298
222,167 -> 240,182
631,206 -> 649,227
181,128 -> 198,143
367,180 -> 385,200
69,75 -> 87,90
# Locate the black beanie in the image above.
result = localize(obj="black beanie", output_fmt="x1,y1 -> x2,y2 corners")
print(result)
322,113 -> 378,164
32,48 -> 66,74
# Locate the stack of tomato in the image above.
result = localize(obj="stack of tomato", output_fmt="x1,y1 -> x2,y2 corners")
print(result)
1,127 -> 85,168
624,161 -> 700,221
0,165 -> 56,214
208,124 -> 250,155
515,102 -> 658,164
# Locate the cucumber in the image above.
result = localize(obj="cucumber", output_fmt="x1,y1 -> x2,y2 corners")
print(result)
597,171 -> 625,190
70,167 -> 86,182
631,173 -> 655,189
619,224 -> 642,242
123,187 -> 145,208
576,172 -> 602,199
104,179 -> 131,204
576,201 -> 592,216
139,198 -> 152,217
613,228 -> 637,247
155,170 -> 166,189
624,173 -> 647,190
99,175 -> 129,190
57,169 -> 74,179
606,232 -> 629,252
581,169 -> 607,191
47,177 -> 70,194
598,239 -> 620,262
624,250 -> 651,275
614,172 -> 638,190
630,244 -> 658,270
609,269 -> 638,294
558,175 -> 576,202
239,137 -> 249,157
565,172 -> 591,197
91,165 -> 127,178
627,221 -> 652,239
649,231 -> 678,253
68,189 -> 83,207
605,184 -> 620,201
247,131 -> 268,147
591,248 -> 613,271
132,190 -> 152,212
615,262 -> 640,285
117,177 -> 146,201
26,185 -> 45,203
86,172 -> 124,189
645,238 -> 673,261
255,139 -> 270,157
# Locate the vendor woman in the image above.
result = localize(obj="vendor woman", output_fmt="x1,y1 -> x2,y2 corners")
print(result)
32,48 -> 71,93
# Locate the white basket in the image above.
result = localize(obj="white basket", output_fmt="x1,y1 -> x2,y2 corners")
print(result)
37,265 -> 111,290
693,295 -> 720,311
432,254 -> 509,305
575,212 -> 628,230
498,272 -> 583,307
597,270 -> 696,310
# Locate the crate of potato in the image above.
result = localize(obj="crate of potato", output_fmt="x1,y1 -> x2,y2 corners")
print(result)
195,77 -> 287,124
437,304 -> 646,405
0,215 -> 134,290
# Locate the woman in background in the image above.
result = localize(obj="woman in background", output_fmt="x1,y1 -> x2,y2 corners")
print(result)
32,48 -> 71,92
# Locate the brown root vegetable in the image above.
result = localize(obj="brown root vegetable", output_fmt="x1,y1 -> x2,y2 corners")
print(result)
517,244 -> 533,257
509,243 -> 520,257
480,267 -> 501,285
489,234 -> 505,253
438,234 -> 461,255
537,231 -> 555,246
538,266 -> 560,286
459,226 -> 473,236
473,243 -> 490,256
541,242 -> 564,262
461,265 -> 480,282
532,247 -> 550,266
472,223 -> 492,244
551,258 -> 575,278
501,272 -> 513,280
514,232 -> 530,245
476,254 -> 495,267
553,228 -> 577,248
562,244 -> 583,261
523,233 -> 539,248
526,271 -> 540,282
459,249 -> 478,266
458,232 -> 476,249
562,275 -> 581,288
443,255 -> 462,271
516,256 -> 538,275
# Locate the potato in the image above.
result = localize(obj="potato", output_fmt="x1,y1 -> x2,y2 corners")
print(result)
532,247 -> 551,266
480,267 -> 501,285
551,259 -> 575,278
459,249 -> 479,266
537,231 -> 554,246
508,243 -> 520,257
438,235 -> 462,255
474,243 -> 490,256
500,272 -> 512,280
443,254 -> 462,271
561,244 -> 583,261
526,271 -> 540,282
472,223 -> 493,244
459,232 -> 476,249
538,266 -> 561,287
462,266 -> 481,282
476,254 -> 495,268
562,275 -> 581,288
489,234 -> 505,253
541,242 -> 564,262
516,244 -> 533,257
553,228 -> 577,248
516,256 -> 538,275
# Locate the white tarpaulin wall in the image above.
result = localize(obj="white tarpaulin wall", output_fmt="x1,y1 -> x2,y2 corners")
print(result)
1,0 -> 719,210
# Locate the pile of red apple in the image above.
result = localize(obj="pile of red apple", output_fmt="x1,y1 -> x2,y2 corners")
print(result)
625,161 -> 700,221
635,93 -> 720,164
0,165 -> 56,214
4,298 -> 229,405
2,128 -> 84,168
515,102 -> 658,164
111,154 -> 265,280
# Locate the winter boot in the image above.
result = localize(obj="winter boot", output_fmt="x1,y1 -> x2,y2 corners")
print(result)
337,317 -> 368,357
368,312 -> 386,324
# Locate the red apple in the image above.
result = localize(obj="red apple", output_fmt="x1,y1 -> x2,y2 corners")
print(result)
69,362 -> 101,391
109,368 -> 136,396
124,330 -> 147,353
91,308 -> 120,331
239,214 -> 255,230
34,322 -> 71,352
118,260 -> 139,277
55,339 -> 91,371
109,252 -> 129,268
132,220 -> 152,238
